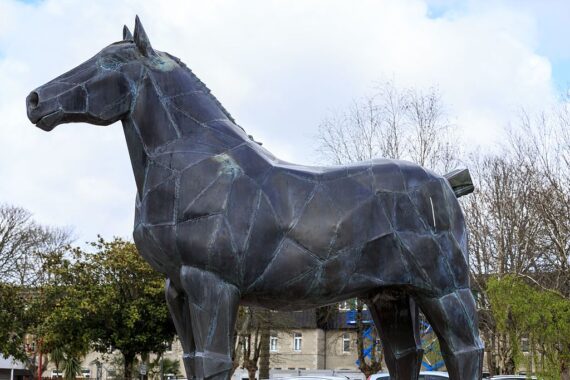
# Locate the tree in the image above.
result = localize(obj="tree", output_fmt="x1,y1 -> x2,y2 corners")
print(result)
0,203 -> 70,286
487,275 -> 570,380
40,247 -> 97,380
230,307 -> 296,379
354,300 -> 383,378
464,146 -> 545,375
316,80 -> 459,173
147,357 -> 180,380
463,103 -> 570,376
465,104 -> 570,299
258,309 -> 271,380
239,307 -> 263,380
28,237 -> 177,380
234,307 -> 282,380
0,203 -> 71,380
0,283 -> 27,361
84,237 -> 176,380
49,347 -> 64,378
231,307 -> 251,376
513,108 -> 570,296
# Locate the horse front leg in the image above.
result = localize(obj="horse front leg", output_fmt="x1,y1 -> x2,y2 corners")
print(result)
166,278 -> 196,377
180,265 -> 240,380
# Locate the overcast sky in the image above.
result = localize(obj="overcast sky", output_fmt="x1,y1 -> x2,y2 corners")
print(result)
1,0 -> 569,242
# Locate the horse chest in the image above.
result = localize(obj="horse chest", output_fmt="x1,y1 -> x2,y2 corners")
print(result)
139,153 -> 238,224
137,153 -> 245,280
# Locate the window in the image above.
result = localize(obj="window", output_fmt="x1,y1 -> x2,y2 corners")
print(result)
521,337 -> 529,353
106,369 -> 116,380
270,334 -> 278,352
81,368 -> 90,378
342,333 -> 351,352
293,332 -> 302,351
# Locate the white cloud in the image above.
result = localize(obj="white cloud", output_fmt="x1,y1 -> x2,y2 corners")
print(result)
0,0 -> 564,241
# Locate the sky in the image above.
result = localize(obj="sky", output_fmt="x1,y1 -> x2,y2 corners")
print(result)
0,0 -> 569,243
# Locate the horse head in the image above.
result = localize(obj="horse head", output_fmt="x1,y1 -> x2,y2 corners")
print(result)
26,16 -> 169,131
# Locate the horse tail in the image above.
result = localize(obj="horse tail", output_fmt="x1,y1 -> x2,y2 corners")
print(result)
443,167 -> 474,269
444,168 -> 474,198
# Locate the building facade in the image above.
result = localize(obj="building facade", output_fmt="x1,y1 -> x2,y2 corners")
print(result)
0,357 -> 28,380
44,309 -> 494,379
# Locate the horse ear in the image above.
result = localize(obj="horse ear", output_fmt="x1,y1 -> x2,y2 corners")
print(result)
133,15 -> 156,57
123,25 -> 133,40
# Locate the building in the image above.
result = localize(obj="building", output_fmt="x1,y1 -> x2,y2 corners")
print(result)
43,309 -> 460,379
43,309 -> 377,379
0,356 -> 29,380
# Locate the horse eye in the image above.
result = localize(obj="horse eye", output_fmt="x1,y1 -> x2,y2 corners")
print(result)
99,57 -> 121,70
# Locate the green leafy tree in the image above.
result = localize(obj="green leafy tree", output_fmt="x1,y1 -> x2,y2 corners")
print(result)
147,357 -> 180,380
0,283 -> 27,361
2,235 -> 175,380
41,248 -> 96,380
85,237 -> 176,380
3,244 -> 98,379
487,275 -> 570,380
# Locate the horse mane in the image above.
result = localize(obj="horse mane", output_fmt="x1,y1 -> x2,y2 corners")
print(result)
164,52 -> 237,125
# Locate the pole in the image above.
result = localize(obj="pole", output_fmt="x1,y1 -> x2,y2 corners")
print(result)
96,361 -> 102,380
258,310 -> 270,380
10,367 -> 14,380
37,339 -> 43,380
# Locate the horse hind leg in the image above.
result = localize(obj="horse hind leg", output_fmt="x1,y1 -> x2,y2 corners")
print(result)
366,292 -> 423,380
416,288 -> 484,380
180,265 -> 240,380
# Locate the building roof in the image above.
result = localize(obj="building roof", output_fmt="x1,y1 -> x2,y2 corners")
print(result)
0,356 -> 27,370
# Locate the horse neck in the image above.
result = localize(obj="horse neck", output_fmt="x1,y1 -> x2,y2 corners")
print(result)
121,63 -> 249,196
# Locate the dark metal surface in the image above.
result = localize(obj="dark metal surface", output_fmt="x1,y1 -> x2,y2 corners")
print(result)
444,168 -> 474,197
26,17 -> 484,380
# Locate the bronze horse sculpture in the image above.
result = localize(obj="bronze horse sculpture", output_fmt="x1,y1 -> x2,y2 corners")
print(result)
27,17 -> 483,380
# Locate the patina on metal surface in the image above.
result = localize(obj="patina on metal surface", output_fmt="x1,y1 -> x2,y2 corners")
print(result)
26,17 -> 484,380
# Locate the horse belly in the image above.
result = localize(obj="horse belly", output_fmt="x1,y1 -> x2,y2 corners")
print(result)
242,198 -> 398,306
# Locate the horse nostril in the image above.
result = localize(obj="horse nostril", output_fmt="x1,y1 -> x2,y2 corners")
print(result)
27,92 -> 39,109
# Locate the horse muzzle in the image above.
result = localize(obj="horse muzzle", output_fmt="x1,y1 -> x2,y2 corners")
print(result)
26,91 -> 65,131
